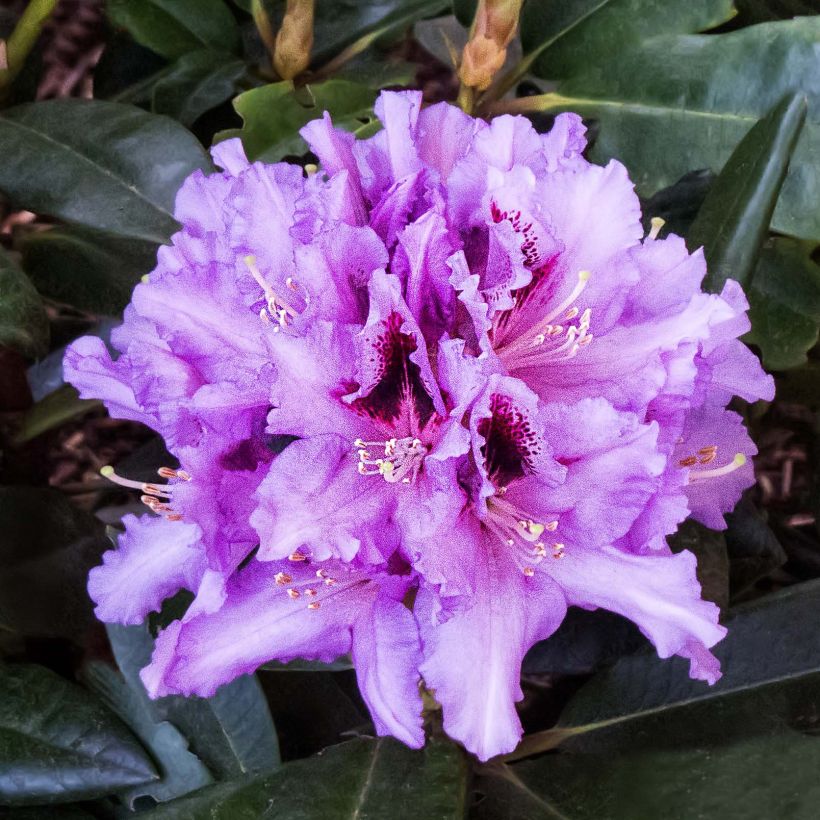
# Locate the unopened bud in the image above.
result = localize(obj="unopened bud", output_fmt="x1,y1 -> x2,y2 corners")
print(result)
274,0 -> 314,80
458,0 -> 523,91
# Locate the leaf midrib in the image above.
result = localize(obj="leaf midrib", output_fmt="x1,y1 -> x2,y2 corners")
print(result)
0,116 -> 173,242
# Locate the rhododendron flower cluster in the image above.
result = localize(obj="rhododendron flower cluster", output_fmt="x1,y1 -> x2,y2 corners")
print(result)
65,91 -> 773,761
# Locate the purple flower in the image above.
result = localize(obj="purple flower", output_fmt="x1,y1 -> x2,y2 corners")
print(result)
64,91 -> 773,761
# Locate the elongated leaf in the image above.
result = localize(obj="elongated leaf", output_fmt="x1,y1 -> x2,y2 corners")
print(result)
22,225 -> 158,314
689,93 -> 806,292
107,623 -> 280,778
745,237 -> 820,370
11,385 -> 101,446
510,580 -> 820,758
107,0 -> 240,59
0,245 -> 48,359
521,19 -> 820,241
0,663 -> 156,805
143,737 -> 468,819
151,50 -> 247,128
309,0 -> 449,66
0,487 -> 110,639
0,100 -> 211,243
525,0 -> 735,79
227,80 -> 376,161
476,714 -> 820,820
83,662 -> 213,806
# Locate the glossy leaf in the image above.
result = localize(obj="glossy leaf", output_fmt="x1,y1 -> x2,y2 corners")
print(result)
11,385 -> 101,446
107,0 -> 241,60
0,99 -> 211,243
0,487 -> 110,639
83,662 -> 213,806
309,0 -> 449,67
689,93 -> 806,292
668,518 -> 730,611
151,50 -> 247,127
745,237 -> 820,370
107,623 -> 280,779
0,663 -> 156,805
509,580 -> 820,758
522,609 -> 643,677
524,0 -> 735,80
22,225 -> 158,315
0,245 -> 48,359
520,19 -> 820,241
228,80 -> 376,162
142,737 -> 468,819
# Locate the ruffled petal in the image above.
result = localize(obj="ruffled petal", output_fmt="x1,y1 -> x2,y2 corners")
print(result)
88,515 -> 206,626
546,543 -> 726,683
417,522 -> 567,761
352,584 -> 425,748
252,434 -> 400,564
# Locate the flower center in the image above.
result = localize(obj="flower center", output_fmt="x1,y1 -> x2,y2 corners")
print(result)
354,437 -> 427,484
244,255 -> 309,331
494,269 -> 593,368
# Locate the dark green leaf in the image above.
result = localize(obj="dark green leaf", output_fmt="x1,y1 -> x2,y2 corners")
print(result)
669,518 -> 730,610
227,80 -> 376,162
142,737 -> 468,819
0,487 -> 110,639
152,51 -> 247,128
524,19 -> 820,241
724,494 -> 787,595
0,99 -> 211,243
0,246 -> 48,359
510,580 -> 820,758
0,807 -> 97,819
452,0 -> 475,28
689,93 -> 806,292
525,0 -> 735,79
745,237 -> 820,370
107,623 -> 280,779
107,0 -> 241,60
11,385 -> 101,446
22,225 -> 158,315
309,0 -> 449,67
734,0 -> 820,23
477,705 -> 820,820
640,169 -> 714,238
522,609 -> 643,677
0,663 -> 156,805
82,661 -> 213,806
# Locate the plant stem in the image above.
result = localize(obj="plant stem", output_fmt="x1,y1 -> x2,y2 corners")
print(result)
0,0 -> 59,91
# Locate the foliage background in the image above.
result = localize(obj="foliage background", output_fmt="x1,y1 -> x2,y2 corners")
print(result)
1,1 -> 820,817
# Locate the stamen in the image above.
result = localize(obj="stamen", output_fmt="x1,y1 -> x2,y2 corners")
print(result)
688,453 -> 747,481
523,566 -> 535,577
354,437 -> 427,485
486,496 -> 561,573
100,465 -> 174,498
275,572 -> 292,585
288,551 -> 309,562
647,217 -> 666,240
157,466 -> 191,481
244,255 -> 309,330
307,602 -> 321,610
287,588 -> 301,599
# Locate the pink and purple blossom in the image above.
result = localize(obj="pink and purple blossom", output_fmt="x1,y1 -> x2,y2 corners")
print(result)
64,91 -> 773,761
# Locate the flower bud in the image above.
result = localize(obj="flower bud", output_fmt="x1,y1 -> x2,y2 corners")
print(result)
458,0 -> 523,91
273,0 -> 314,80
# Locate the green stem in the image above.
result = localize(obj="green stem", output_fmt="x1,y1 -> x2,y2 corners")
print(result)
0,0 -> 59,90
